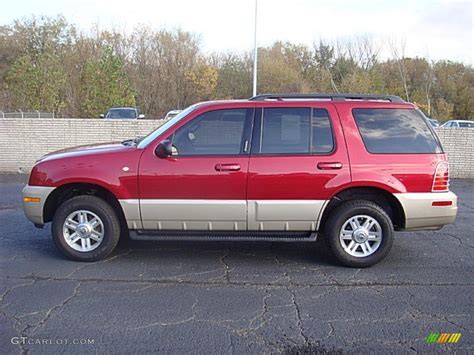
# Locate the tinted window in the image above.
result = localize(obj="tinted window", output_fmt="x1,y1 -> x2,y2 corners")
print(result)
459,122 -> 474,128
353,109 -> 442,154
171,109 -> 248,155
260,108 -> 310,154
312,109 -> 334,153
258,108 -> 334,154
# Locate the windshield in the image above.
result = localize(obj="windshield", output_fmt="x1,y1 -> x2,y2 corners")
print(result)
106,109 -> 137,119
137,105 -> 197,148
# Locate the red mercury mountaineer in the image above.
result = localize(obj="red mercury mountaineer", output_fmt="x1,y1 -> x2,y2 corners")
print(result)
22,94 -> 458,267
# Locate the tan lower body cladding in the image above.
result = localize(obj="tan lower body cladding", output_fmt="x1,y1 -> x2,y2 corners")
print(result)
119,192 -> 457,232
119,199 -> 327,231
393,192 -> 457,230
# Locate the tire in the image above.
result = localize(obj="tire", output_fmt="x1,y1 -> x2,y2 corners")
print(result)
323,200 -> 394,268
52,195 -> 121,262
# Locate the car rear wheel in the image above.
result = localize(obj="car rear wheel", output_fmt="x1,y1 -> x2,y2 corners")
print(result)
323,200 -> 394,267
52,196 -> 121,261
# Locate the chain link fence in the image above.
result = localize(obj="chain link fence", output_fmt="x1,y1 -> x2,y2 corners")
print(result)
0,111 -> 55,118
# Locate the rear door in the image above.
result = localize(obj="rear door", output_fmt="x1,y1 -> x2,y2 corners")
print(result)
247,104 -> 351,231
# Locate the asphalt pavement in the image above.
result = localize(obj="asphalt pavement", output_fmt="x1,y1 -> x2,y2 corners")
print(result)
0,174 -> 472,354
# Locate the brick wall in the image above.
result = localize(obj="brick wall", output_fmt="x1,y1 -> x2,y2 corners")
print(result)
0,118 -> 473,177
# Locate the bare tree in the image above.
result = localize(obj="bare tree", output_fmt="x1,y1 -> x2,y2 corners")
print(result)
314,40 -> 339,92
389,37 -> 410,101
422,49 -> 435,116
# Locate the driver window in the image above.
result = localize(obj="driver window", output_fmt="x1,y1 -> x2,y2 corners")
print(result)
171,109 -> 248,156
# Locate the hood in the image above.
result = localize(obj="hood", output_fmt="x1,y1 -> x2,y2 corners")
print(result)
38,142 -> 135,162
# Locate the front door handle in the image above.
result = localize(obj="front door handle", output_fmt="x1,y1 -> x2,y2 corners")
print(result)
317,162 -> 343,170
215,163 -> 241,172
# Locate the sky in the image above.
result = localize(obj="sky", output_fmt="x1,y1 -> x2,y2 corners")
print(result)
1,0 -> 473,64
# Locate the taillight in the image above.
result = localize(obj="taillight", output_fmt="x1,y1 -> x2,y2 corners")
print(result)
432,162 -> 449,192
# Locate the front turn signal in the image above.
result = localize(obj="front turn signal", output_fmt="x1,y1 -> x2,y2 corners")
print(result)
23,197 -> 41,203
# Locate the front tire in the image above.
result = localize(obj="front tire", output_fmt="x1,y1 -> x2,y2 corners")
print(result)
52,195 -> 121,261
323,200 -> 394,267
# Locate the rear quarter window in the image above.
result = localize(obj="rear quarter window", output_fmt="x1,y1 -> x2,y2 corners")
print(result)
352,108 -> 442,154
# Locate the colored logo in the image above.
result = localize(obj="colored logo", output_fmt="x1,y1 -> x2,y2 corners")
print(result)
426,332 -> 461,344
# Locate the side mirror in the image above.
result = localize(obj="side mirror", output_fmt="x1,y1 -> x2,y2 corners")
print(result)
138,114 -> 145,119
155,140 -> 173,158
99,114 -> 105,118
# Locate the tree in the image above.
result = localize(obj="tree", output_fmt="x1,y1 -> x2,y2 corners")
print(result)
1,15 -> 74,114
389,38 -> 410,101
214,53 -> 252,99
126,27 -> 202,117
80,47 -> 135,117
432,61 -> 474,119
5,52 -> 66,114
0,15 -> 472,120
186,62 -> 218,101
258,42 -> 309,94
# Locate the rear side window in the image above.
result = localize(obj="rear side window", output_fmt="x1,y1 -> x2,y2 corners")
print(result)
261,108 -> 311,154
353,109 -> 442,154
258,108 -> 334,154
312,109 -> 334,153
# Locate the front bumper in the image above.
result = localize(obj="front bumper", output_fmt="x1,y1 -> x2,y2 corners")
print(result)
394,191 -> 458,230
22,185 -> 55,225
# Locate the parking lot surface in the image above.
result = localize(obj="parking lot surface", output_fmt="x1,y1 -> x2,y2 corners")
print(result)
0,174 -> 472,353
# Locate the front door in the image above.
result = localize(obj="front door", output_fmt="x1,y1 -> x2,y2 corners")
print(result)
247,104 -> 350,231
138,107 -> 254,231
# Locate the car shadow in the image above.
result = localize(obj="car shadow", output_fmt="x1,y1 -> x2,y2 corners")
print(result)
114,236 -> 336,267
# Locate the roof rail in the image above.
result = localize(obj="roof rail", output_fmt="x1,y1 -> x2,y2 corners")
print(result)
249,93 -> 405,103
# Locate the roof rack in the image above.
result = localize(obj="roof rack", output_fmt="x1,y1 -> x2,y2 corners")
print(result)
249,93 -> 405,103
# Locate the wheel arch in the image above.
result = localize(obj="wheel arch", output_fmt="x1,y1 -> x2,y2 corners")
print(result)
319,186 -> 406,231
43,183 -> 127,228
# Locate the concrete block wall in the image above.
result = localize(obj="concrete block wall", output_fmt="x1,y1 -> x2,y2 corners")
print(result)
434,128 -> 474,178
0,118 -> 473,178
0,118 -> 162,173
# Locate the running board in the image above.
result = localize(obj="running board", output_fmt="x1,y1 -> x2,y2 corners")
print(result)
130,230 -> 317,242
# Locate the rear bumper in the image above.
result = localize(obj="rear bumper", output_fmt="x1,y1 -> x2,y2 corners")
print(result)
22,185 -> 55,225
394,191 -> 458,230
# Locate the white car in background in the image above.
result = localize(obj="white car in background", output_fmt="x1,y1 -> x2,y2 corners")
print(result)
164,110 -> 182,120
441,120 -> 474,128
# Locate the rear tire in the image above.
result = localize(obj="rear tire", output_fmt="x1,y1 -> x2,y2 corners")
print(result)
323,200 -> 394,267
52,195 -> 121,262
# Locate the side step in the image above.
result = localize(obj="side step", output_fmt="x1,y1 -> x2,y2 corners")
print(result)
130,230 -> 317,242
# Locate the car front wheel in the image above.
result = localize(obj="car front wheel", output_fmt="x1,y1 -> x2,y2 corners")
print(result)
52,195 -> 121,261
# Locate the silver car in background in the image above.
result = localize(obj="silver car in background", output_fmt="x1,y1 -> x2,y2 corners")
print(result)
441,120 -> 474,128
163,109 -> 182,120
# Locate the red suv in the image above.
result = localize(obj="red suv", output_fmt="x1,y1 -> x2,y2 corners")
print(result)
22,94 -> 458,267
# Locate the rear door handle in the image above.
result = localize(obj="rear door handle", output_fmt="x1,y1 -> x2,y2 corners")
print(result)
317,162 -> 343,170
215,163 -> 241,172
